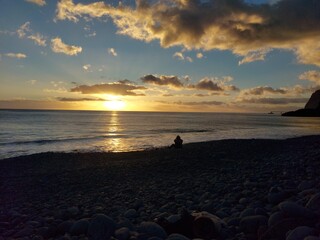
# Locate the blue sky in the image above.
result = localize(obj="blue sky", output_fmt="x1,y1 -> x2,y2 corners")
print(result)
0,0 -> 319,112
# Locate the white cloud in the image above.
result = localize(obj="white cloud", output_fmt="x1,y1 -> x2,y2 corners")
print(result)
27,80 -> 37,85
108,48 -> 118,56
28,33 -> 46,46
16,22 -> 47,47
239,49 -> 271,65
51,37 -> 82,56
82,64 -> 92,71
173,52 -> 192,62
25,0 -> 46,6
196,53 -> 204,59
17,22 -> 31,38
4,53 -> 27,59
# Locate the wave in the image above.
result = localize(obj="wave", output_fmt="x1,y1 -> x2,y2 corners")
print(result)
0,134 -> 127,146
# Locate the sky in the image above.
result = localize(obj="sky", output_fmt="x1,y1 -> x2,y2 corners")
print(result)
0,0 -> 320,112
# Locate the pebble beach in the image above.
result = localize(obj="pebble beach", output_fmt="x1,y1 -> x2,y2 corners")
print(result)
1,135 -> 320,240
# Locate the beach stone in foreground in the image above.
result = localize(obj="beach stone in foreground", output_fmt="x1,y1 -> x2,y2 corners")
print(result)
138,222 -> 167,239
87,214 -> 116,240
286,226 -> 316,240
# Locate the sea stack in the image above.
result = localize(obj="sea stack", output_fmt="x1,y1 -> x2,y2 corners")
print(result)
282,90 -> 320,116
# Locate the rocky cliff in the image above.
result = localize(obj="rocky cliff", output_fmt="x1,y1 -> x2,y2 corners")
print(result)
282,90 -> 320,117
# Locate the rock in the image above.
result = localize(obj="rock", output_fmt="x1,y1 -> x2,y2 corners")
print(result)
286,226 -> 315,240
67,206 -> 79,217
191,212 -> 224,239
70,219 -> 89,236
124,209 -> 138,218
298,181 -> 315,191
239,215 -> 268,234
167,233 -> 190,240
13,227 -> 33,238
167,215 -> 181,224
115,227 -> 130,240
268,187 -> 290,204
87,214 -> 116,240
240,208 -> 255,218
279,201 -> 316,219
138,222 -> 167,239
133,199 -> 144,210
306,193 -> 320,212
304,237 -> 320,240
239,198 -> 249,205
282,90 -> 320,116
268,211 -> 284,227
305,90 -> 320,109
57,220 -> 74,235
260,218 -> 315,240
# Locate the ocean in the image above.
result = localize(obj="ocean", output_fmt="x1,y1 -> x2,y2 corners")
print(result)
1,110 -> 320,159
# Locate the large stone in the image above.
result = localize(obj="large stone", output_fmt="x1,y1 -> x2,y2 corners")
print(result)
115,227 -> 130,240
240,215 -> 268,234
70,219 -> 89,236
286,226 -> 315,240
138,222 -> 167,239
279,201 -> 315,219
87,214 -> 116,240
167,233 -> 190,240
306,193 -> 320,212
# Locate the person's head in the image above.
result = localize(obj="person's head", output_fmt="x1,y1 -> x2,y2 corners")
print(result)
176,135 -> 180,139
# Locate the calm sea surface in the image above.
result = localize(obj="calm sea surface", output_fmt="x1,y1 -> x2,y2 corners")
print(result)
1,110 -> 320,159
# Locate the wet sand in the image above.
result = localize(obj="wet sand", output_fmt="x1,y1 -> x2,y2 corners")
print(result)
1,136 -> 320,239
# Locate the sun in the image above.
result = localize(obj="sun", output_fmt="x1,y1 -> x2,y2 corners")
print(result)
104,99 -> 126,111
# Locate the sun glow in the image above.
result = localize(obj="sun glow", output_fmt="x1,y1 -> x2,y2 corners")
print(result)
104,98 -> 126,111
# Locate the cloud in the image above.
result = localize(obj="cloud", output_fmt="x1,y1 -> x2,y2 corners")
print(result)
173,52 -> 193,62
57,97 -> 105,101
55,0 -> 320,66
108,48 -> 118,56
239,49 -> 271,65
51,37 -> 82,55
188,77 -> 239,92
4,53 -> 27,59
238,97 -> 309,105
27,80 -> 37,85
141,74 -> 184,88
25,0 -> 46,6
196,53 -> 204,59
16,22 -> 47,46
70,81 -> 146,96
299,71 -> 320,85
17,22 -> 31,38
28,33 -> 47,46
174,100 -> 225,106
242,86 -> 287,95
82,64 -> 92,71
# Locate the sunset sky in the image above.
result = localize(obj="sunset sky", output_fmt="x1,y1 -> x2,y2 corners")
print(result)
1,0 -> 320,112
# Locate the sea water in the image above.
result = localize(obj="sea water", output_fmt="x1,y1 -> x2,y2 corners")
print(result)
1,110 -> 320,159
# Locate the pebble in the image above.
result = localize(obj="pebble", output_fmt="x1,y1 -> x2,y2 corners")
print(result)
167,233 -> 190,240
239,215 -> 268,234
125,209 -> 138,219
279,201 -> 315,219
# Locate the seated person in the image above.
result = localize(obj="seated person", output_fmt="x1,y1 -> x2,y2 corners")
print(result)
171,135 -> 183,148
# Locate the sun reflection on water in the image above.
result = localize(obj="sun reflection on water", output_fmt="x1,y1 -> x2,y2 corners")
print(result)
105,111 -> 123,152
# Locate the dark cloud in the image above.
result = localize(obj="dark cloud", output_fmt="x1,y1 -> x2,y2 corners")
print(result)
188,78 -> 239,92
57,97 -> 105,101
57,0 -> 320,66
70,82 -> 146,96
243,86 -> 287,95
141,74 -> 184,88
239,97 -> 308,105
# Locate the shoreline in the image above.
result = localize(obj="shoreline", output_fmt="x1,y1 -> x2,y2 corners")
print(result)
1,134 -> 319,161
1,135 -> 320,239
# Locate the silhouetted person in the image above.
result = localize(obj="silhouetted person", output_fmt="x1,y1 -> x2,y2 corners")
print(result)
171,135 -> 183,148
